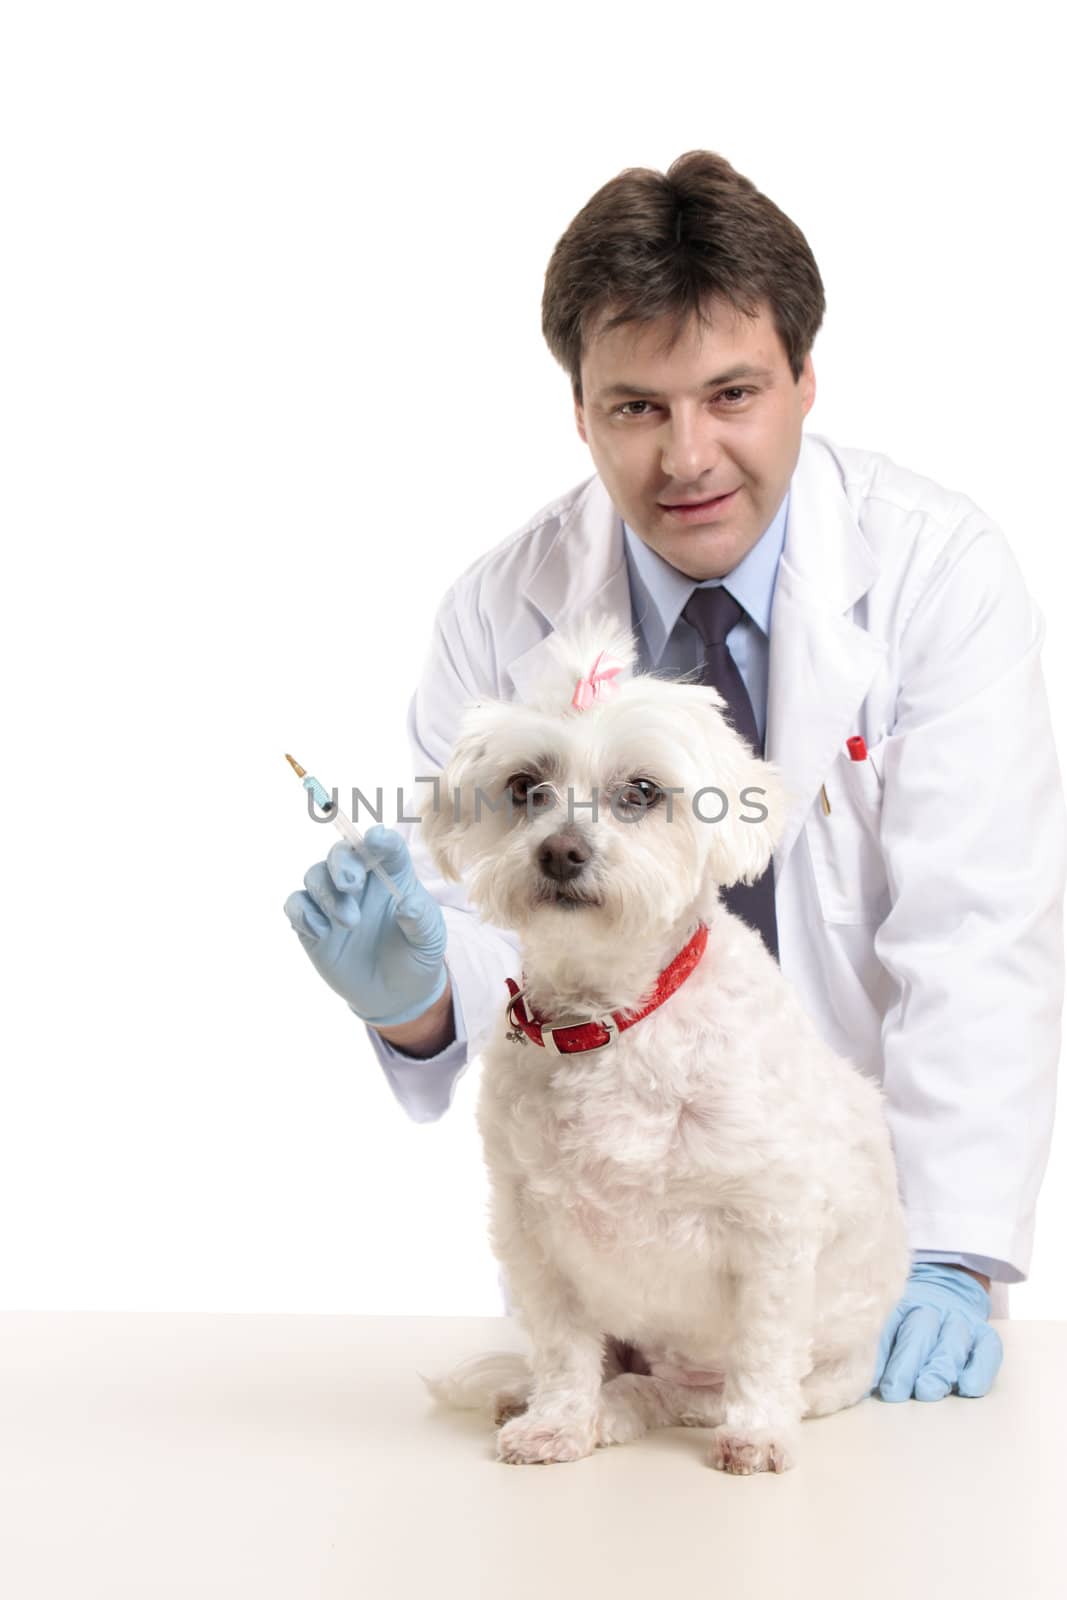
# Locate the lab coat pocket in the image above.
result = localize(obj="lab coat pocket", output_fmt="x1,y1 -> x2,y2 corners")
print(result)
805,737 -> 891,925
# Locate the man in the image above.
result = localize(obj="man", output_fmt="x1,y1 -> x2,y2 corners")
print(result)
284,151 -> 1066,1404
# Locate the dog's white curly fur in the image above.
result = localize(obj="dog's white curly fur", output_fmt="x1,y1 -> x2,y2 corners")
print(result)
419,615 -> 910,1473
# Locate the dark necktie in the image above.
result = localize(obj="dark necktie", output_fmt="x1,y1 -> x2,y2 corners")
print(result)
681,586 -> 779,961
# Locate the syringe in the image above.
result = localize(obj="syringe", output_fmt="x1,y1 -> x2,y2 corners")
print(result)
285,753 -> 405,903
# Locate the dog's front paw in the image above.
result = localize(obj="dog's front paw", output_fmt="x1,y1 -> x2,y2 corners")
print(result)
495,1412 -> 596,1465
707,1423 -> 797,1475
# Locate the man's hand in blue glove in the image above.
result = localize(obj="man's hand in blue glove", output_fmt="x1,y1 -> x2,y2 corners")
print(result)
871,1263 -> 1004,1403
283,826 -> 448,1029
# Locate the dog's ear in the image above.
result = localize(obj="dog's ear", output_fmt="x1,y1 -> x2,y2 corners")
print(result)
692,705 -> 787,890
418,726 -> 489,884
704,758 -> 786,889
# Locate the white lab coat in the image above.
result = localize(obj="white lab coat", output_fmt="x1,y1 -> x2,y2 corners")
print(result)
391,431 -> 1066,1313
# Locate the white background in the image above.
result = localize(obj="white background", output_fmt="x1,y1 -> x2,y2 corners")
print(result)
2,1 -> 1064,1317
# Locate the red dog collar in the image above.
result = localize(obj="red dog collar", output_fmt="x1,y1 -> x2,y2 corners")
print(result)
504,922 -> 708,1055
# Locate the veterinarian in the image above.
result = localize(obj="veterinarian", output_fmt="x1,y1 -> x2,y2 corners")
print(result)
284,152 -> 1066,1404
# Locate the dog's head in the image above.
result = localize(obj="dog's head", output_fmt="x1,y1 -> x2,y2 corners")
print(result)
419,615 -> 786,940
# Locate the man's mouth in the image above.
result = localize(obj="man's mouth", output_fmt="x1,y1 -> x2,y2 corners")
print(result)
658,487 -> 740,523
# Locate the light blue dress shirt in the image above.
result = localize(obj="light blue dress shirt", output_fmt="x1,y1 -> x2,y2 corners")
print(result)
621,491 -> 789,751
366,488 -> 1001,1287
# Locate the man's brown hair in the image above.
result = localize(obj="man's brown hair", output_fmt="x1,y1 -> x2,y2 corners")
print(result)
542,151 -> 825,401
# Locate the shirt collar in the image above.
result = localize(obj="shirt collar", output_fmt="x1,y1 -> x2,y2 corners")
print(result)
623,491 -> 790,667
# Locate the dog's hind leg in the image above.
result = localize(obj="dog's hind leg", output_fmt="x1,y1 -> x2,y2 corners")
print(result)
494,1333 -> 648,1424
491,1380 -> 534,1426
595,1373 -> 727,1447
801,1349 -> 876,1418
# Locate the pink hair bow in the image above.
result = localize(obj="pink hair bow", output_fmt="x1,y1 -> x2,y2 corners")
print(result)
571,649 -> 622,711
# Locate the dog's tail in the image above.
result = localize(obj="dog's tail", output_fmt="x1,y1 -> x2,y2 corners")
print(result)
418,1349 -> 533,1417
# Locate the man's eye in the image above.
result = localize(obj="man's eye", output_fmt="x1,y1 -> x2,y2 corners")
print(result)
717,387 -> 752,405
506,773 -> 554,810
616,400 -> 655,417
615,779 -> 663,813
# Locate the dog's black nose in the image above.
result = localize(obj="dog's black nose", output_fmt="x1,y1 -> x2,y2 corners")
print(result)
538,828 -> 591,883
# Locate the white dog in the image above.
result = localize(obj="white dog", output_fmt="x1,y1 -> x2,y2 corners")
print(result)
419,617 -> 909,1474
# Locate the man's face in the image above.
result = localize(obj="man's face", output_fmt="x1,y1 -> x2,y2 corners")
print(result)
574,299 -> 815,580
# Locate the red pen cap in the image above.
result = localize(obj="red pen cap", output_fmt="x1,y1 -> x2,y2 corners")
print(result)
846,735 -> 868,761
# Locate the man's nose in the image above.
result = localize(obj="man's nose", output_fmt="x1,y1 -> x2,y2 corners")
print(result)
660,409 -> 722,484
538,828 -> 592,883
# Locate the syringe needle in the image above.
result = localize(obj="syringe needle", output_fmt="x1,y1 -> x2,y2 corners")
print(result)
284,753 -> 405,903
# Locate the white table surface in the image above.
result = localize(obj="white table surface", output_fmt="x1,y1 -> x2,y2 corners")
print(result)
0,1312 -> 1061,1599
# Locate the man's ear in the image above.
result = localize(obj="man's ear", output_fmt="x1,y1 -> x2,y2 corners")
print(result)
574,390 -> 588,445
800,354 -> 816,418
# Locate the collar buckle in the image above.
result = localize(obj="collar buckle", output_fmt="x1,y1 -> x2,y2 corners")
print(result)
541,1013 -> 619,1056
506,986 -> 621,1054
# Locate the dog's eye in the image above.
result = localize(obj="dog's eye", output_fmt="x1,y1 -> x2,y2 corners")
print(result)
615,779 -> 663,814
506,773 -> 555,811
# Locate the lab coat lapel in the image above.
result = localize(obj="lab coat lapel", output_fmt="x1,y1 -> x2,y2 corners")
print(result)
767,435 -> 887,869
506,474 -> 632,702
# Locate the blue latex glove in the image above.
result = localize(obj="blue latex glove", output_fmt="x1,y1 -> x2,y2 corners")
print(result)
283,825 -> 448,1027
871,1263 -> 1004,1402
